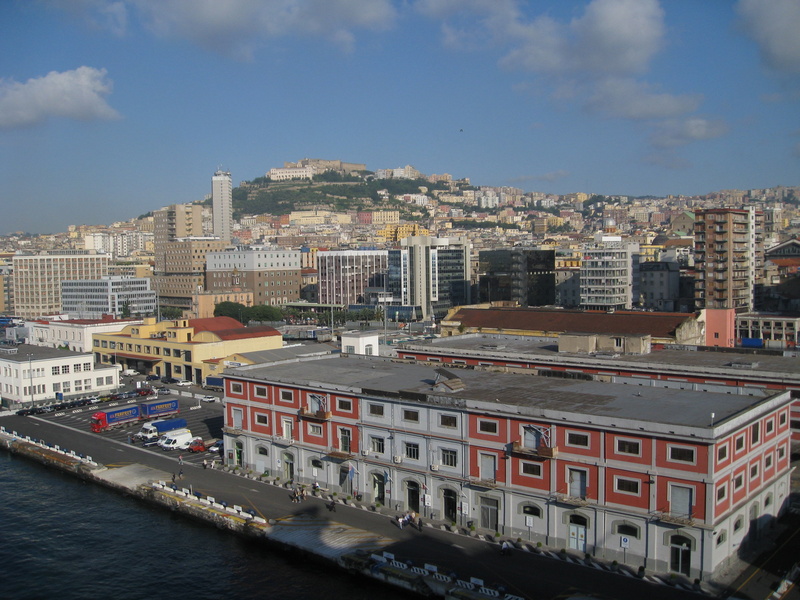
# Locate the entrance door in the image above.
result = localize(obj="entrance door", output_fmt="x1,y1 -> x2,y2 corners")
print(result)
480,497 -> 499,531
443,489 -> 458,523
371,473 -> 385,504
568,514 -> 587,552
480,454 -> 496,482
568,468 -> 587,499
670,485 -> 693,519
670,535 -> 691,575
282,452 -> 295,481
234,441 -> 243,467
407,481 -> 420,513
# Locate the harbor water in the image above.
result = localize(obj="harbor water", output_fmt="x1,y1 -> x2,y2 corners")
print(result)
0,453 -> 415,600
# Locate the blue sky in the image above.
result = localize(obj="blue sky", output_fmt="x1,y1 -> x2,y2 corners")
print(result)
1,0 -> 799,234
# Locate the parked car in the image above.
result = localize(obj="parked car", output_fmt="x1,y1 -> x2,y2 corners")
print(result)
161,377 -> 179,384
145,374 -> 160,381
201,395 -> 217,403
175,380 -> 192,387
155,386 -> 171,394
207,440 -> 223,453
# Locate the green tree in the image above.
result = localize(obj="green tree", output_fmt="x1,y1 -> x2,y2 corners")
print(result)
246,304 -> 284,322
214,301 -> 248,320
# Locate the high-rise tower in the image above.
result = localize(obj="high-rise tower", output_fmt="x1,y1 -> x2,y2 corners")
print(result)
212,170 -> 233,243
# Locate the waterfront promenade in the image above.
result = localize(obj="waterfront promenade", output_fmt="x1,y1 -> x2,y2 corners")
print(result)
1,409 -> 798,600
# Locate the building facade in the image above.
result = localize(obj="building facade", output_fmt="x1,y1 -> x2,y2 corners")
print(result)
206,246 -> 301,307
694,208 -> 764,311
0,343 -> 119,408
12,250 -> 109,319
91,316 -> 282,384
387,236 -> 471,320
579,235 -> 640,311
317,250 -> 388,306
219,355 -> 793,582
61,276 -> 157,318
638,261 -> 680,312
26,316 -> 142,353
212,170 -> 233,243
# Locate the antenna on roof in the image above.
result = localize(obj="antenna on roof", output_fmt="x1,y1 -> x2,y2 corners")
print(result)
710,412 -> 715,427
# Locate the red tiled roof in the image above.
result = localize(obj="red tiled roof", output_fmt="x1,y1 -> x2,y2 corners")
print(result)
213,325 -> 281,341
449,307 -> 696,338
185,317 -> 243,332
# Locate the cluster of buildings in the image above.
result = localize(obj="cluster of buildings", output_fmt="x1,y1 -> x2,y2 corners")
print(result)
1,160 -> 800,586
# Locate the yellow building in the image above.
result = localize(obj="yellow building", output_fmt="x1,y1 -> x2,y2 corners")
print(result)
92,316 -> 282,384
376,223 -> 430,243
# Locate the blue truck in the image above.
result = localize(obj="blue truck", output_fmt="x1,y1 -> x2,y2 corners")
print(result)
203,376 -> 224,392
135,417 -> 188,442
90,398 -> 180,432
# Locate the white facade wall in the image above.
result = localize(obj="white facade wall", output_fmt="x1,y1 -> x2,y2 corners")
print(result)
212,170 -> 233,243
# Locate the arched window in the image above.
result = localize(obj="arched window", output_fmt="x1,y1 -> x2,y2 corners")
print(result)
520,504 -> 542,518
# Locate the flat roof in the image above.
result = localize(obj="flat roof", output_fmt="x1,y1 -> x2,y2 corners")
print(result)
229,354 -> 782,435
0,343 -> 90,361
399,333 -> 800,382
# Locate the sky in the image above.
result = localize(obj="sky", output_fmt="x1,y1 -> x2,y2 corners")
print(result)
1,0 -> 799,235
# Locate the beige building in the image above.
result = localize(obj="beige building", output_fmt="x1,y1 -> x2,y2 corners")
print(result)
92,316 -> 283,384
153,203 -> 205,249
12,250 -> 109,318
376,223 -> 430,243
206,246 -> 301,307
191,290 -> 254,319
154,238 -> 230,314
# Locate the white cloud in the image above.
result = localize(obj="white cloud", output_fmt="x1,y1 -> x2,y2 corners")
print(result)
132,0 -> 397,58
737,0 -> 800,74
0,67 -> 120,129
587,78 -> 702,120
650,118 -> 729,149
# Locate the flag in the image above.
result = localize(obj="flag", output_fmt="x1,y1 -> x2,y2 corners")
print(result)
348,464 -> 356,480
384,470 -> 392,483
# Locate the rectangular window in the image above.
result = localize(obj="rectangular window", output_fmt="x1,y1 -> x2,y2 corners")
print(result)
74,364 -> 81,372
370,436 -> 385,454
716,484 -> 727,503
521,462 -> 542,477
780,412 -> 788,426
62,365 -> 70,374
717,444 -> 728,463
751,422 -> 760,444
750,463 -> 759,479
766,419 -> 774,434
254,386 -> 267,398
308,423 -> 322,436
616,439 -> 640,455
369,403 -> 385,417
779,446 -> 787,460
733,473 -> 744,490
280,389 -> 293,403
735,435 -> 745,451
402,409 -> 419,423
478,420 -> 498,434
83,363 -> 91,371
405,442 -> 420,460
668,445 -> 696,464
567,432 -> 590,448
441,449 -> 457,467
231,382 -> 243,394
439,414 -> 457,428
255,414 -> 268,426
52,366 -> 60,375
337,398 -> 352,412
615,477 -> 640,495
765,454 -> 773,469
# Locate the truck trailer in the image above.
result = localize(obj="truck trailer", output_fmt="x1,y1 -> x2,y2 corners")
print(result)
202,376 -> 224,392
136,417 -> 188,441
90,398 -> 180,433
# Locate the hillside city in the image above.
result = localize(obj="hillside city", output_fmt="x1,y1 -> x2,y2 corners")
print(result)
3,158 -> 800,594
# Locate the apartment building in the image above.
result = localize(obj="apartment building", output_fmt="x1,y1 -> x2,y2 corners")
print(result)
694,207 -> 764,311
153,203 -> 205,249
12,250 -> 109,318
220,355 -> 792,581
212,170 -> 233,243
579,234 -> 640,311
153,238 -> 230,314
205,246 -> 301,307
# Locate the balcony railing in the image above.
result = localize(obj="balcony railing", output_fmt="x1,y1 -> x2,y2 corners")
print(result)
468,476 -> 498,488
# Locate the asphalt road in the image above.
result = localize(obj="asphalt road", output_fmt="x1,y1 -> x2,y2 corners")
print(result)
3,392 -> 799,600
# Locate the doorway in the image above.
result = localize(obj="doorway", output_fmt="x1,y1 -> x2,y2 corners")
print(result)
371,473 -> 385,504
670,535 -> 692,575
568,514 -> 587,552
407,481 -> 420,513
480,497 -> 499,531
282,452 -> 295,481
443,489 -> 458,523
234,441 -> 243,467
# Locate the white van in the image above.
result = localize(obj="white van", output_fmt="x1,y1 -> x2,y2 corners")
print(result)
121,369 -> 139,376
158,429 -> 194,451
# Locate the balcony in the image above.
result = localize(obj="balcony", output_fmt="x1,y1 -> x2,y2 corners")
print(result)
468,476 -> 498,489
551,493 -> 590,507
298,408 -> 332,421
510,440 -> 559,458
222,426 -> 243,435
325,446 -> 354,460
652,510 -> 694,526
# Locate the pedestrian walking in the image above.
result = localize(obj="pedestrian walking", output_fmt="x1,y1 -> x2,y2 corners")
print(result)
178,468 -> 183,480
202,459 -> 207,469
327,499 -> 336,512
171,473 -> 176,483
178,454 -> 184,465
